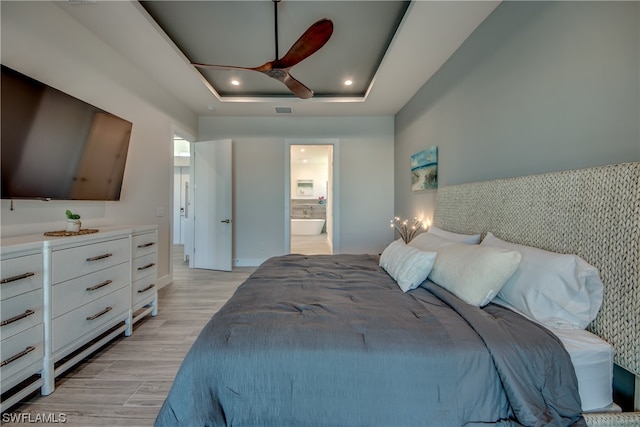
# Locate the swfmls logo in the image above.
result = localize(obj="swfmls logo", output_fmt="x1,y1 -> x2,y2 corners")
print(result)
1,412 -> 67,423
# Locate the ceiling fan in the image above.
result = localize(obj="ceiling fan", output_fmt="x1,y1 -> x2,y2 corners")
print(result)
192,0 -> 333,99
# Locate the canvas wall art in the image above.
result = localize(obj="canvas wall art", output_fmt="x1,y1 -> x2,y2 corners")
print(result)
411,146 -> 438,191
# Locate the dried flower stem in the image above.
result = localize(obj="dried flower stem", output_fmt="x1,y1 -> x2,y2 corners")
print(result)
390,216 -> 424,243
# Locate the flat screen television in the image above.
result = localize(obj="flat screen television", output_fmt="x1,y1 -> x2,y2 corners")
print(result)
1,65 -> 132,201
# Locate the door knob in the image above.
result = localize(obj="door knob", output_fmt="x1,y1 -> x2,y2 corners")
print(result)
220,219 -> 231,223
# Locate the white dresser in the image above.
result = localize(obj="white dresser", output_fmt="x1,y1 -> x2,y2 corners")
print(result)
44,229 -> 133,394
0,225 -> 158,411
0,242 -> 45,413
131,228 -> 159,325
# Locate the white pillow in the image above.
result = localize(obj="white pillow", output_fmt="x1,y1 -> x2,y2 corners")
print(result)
379,239 -> 437,292
428,243 -> 521,307
379,239 -> 409,272
427,225 -> 482,244
408,232 -> 457,252
481,232 -> 604,329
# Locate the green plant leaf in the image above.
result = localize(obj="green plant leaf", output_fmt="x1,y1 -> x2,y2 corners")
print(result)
65,210 -> 80,219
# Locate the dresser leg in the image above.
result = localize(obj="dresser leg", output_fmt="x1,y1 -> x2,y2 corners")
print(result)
151,294 -> 158,317
41,356 -> 54,395
124,311 -> 133,337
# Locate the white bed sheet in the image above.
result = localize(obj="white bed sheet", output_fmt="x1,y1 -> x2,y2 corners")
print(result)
493,298 -> 615,412
547,327 -> 615,412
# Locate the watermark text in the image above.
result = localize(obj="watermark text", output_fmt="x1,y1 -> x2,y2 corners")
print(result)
1,412 -> 67,423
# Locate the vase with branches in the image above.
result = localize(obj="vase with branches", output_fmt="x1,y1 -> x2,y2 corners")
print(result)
390,216 -> 425,243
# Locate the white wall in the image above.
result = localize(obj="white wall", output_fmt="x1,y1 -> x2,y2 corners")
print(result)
1,2 -> 198,285
291,162 -> 328,200
395,1 -> 640,224
198,116 -> 395,265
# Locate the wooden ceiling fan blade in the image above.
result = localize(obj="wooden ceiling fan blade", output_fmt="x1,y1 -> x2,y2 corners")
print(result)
191,62 -> 260,72
192,7 -> 333,99
262,69 -> 314,99
276,18 -> 333,69
194,61 -> 313,99
282,74 -> 314,99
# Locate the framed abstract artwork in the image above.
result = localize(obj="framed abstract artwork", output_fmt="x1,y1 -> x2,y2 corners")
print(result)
411,146 -> 438,191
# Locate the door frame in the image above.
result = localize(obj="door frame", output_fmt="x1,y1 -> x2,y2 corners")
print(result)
170,126 -> 196,280
284,139 -> 340,254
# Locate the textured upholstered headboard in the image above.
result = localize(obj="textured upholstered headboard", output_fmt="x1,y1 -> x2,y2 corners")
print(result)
433,163 -> 640,382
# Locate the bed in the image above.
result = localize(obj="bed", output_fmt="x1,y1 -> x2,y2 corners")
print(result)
156,162 -> 640,427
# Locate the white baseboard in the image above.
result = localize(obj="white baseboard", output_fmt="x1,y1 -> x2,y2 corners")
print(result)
234,258 -> 266,267
157,273 -> 172,290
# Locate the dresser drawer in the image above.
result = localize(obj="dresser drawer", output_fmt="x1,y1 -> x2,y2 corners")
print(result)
1,288 -> 43,340
132,252 -> 157,282
0,253 -> 43,300
51,237 -> 130,284
52,286 -> 130,354
1,324 -> 44,386
52,263 -> 129,319
132,233 -> 157,258
132,275 -> 157,308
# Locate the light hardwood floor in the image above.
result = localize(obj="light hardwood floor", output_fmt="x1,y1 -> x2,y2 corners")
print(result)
4,249 -> 254,426
290,233 -> 332,255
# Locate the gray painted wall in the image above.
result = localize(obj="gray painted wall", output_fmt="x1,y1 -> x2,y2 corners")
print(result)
1,1 -> 198,285
395,1 -> 640,223
198,116 -> 395,265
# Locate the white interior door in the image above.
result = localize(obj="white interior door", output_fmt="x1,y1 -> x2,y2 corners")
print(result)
172,166 -> 189,245
183,181 -> 191,261
191,139 -> 232,271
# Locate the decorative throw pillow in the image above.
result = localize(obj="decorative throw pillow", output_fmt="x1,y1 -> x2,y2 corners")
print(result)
428,242 -> 521,307
481,232 -> 604,329
379,239 -> 409,272
407,232 -> 457,252
427,225 -> 482,244
380,239 -> 437,292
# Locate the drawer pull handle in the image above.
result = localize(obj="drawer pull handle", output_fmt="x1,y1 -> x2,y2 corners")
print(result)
137,242 -> 155,248
1,272 -> 35,284
86,306 -> 112,321
137,263 -> 155,271
86,280 -> 113,292
137,284 -> 156,293
1,346 -> 35,367
1,309 -> 35,327
86,253 -> 113,262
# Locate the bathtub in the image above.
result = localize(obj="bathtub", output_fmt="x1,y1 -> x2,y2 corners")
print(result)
291,218 -> 325,235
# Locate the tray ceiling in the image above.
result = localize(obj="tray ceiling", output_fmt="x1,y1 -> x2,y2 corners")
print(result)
51,0 -> 501,116
140,1 -> 410,101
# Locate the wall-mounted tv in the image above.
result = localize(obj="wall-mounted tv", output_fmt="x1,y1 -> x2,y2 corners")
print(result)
1,65 -> 132,201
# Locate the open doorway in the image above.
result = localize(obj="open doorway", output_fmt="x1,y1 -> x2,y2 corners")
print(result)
286,141 -> 338,255
172,133 -> 192,262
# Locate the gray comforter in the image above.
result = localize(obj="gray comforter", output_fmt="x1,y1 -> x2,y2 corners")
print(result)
155,254 -> 585,427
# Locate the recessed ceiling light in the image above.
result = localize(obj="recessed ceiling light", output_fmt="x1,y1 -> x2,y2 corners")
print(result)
344,79 -> 353,86
300,148 -> 305,152
231,80 -> 240,86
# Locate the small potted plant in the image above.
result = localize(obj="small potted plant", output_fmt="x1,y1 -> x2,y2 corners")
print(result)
65,210 -> 81,233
